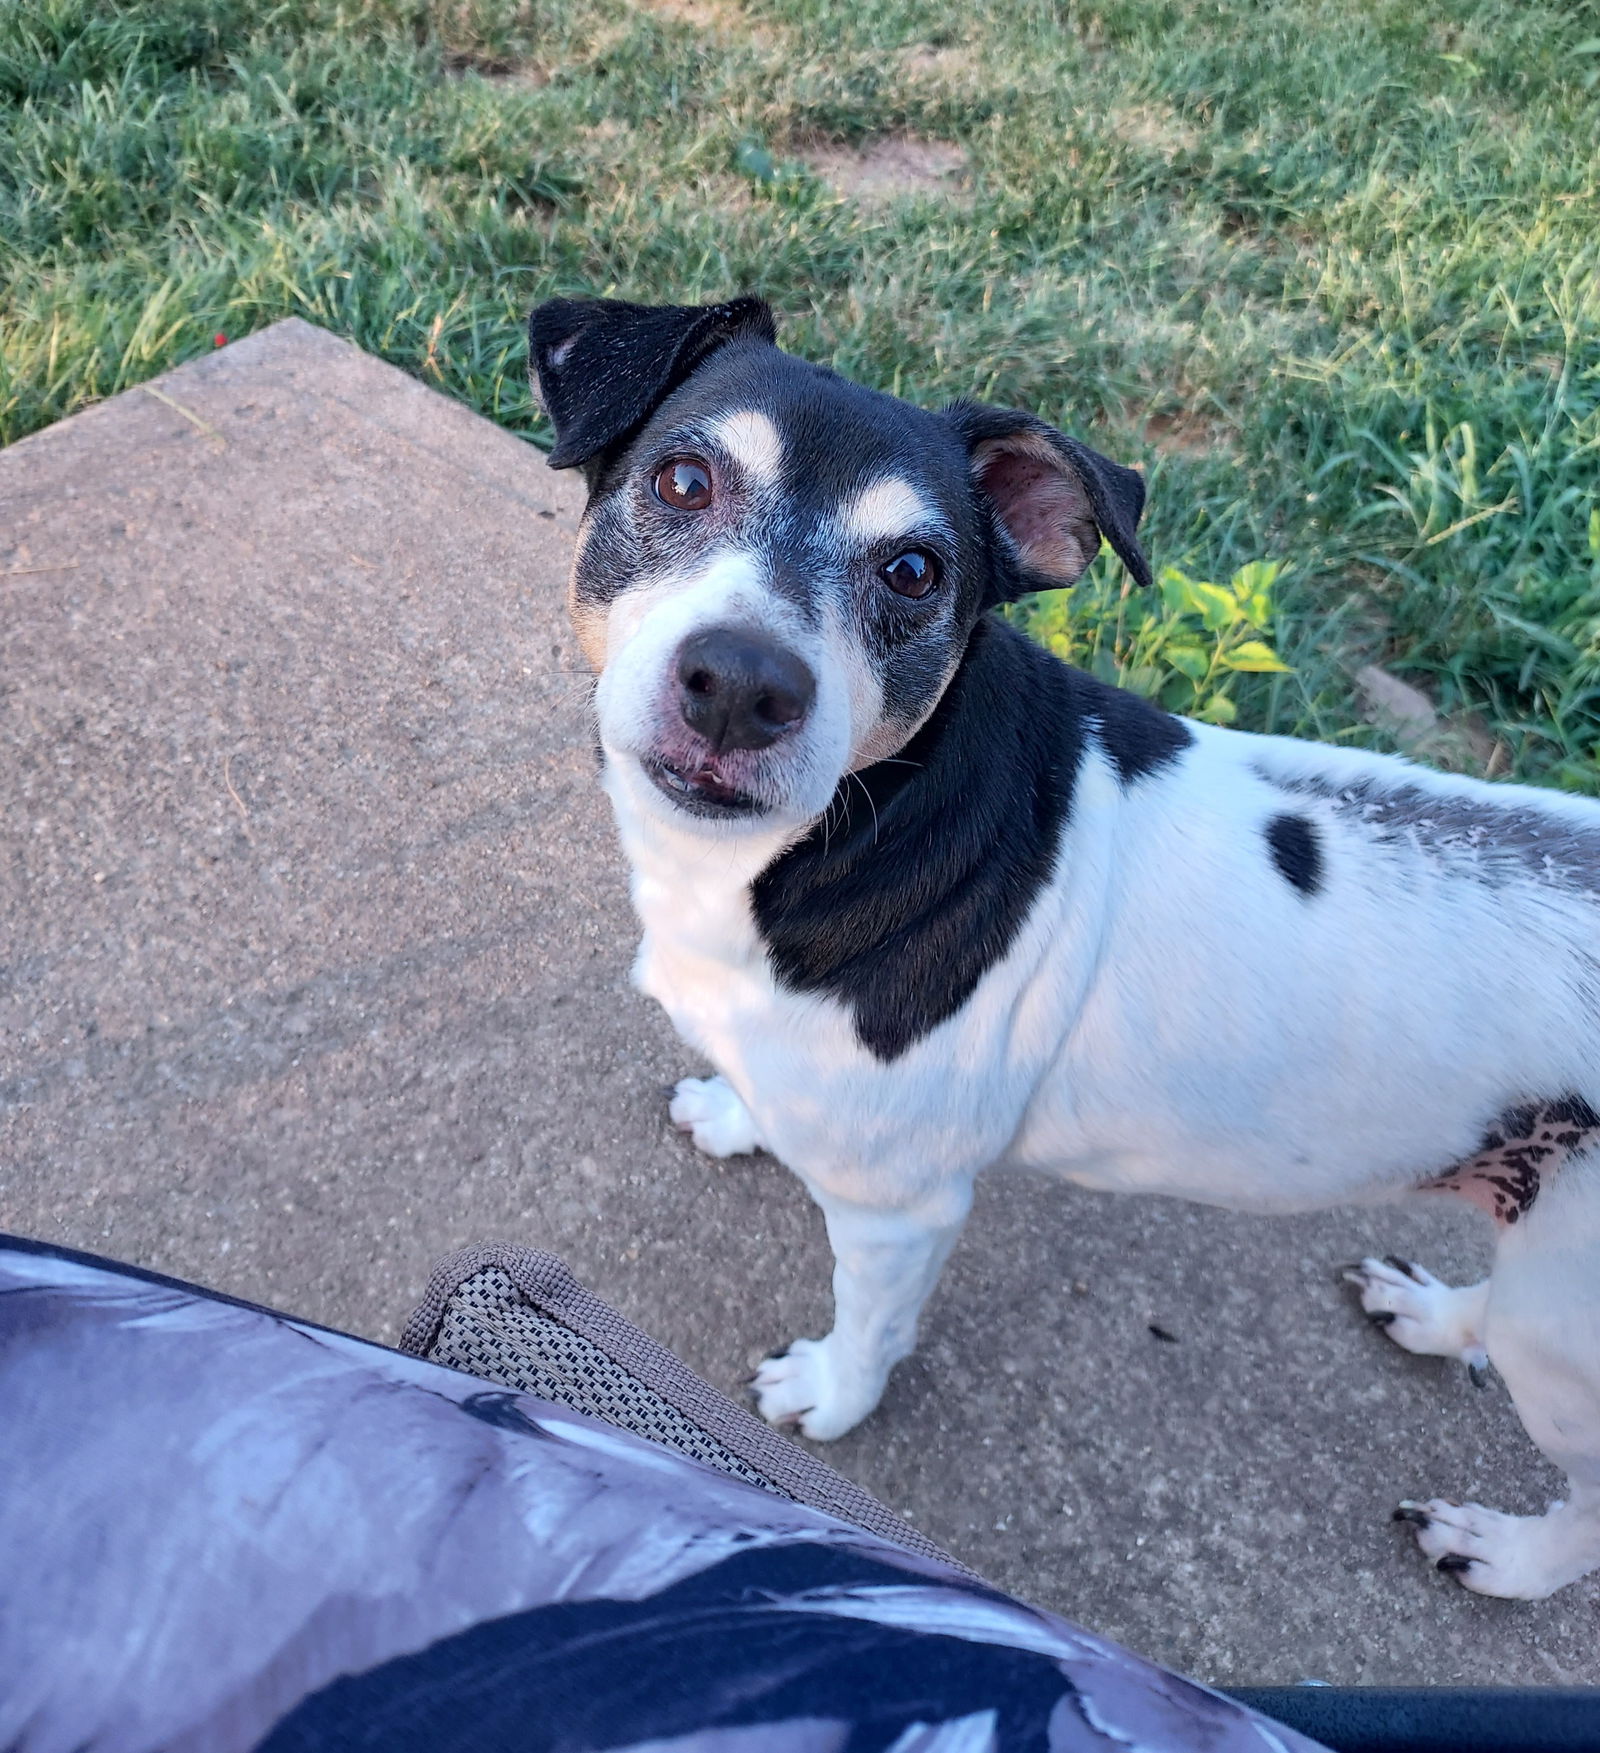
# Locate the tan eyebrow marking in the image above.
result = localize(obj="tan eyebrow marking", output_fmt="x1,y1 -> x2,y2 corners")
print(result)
709,409 -> 785,488
835,476 -> 942,545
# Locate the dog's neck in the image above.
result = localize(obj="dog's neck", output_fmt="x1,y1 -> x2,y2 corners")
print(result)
607,616 -> 1190,1061
752,617 -> 1189,1060
603,758 -> 793,974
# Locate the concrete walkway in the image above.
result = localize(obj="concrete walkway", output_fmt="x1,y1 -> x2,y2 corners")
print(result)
3,321 -> 1593,1685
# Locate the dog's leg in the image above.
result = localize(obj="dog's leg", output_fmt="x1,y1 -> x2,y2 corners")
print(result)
669,1075 -> 766,1158
1390,1195 -> 1600,1598
1395,1486 -> 1600,1599
1344,1256 -> 1489,1374
752,1182 -> 973,1441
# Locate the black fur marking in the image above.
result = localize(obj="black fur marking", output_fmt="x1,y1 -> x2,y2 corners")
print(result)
752,617 -> 1189,1060
1420,1095 -> 1600,1225
1089,683 -> 1194,785
1265,813 -> 1322,895
1256,769 -> 1600,892
529,296 -> 776,480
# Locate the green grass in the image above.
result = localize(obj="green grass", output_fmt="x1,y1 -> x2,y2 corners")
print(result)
4,0 -> 1598,787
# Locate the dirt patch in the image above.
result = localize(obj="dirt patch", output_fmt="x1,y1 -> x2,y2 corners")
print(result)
901,42 -> 977,80
1356,665 -> 1438,738
1109,103 -> 1201,160
1356,663 -> 1503,774
1142,409 -> 1226,460
800,135 -> 969,209
440,47 -> 547,83
638,0 -> 776,41
440,48 -> 508,76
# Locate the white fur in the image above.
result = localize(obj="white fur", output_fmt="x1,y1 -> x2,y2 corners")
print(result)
710,409 -> 785,489
834,477 -> 944,547
670,1074 -> 766,1157
596,549 -> 854,828
1402,1493 -> 1600,1599
591,552 -> 1600,1598
1345,1257 -> 1489,1370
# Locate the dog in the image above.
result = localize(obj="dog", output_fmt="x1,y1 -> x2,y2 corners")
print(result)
526,293 -> 1600,1600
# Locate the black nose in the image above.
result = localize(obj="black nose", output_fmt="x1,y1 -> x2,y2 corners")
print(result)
675,626 -> 816,753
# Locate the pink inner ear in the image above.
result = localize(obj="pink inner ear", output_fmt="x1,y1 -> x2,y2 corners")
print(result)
975,444 -> 1095,584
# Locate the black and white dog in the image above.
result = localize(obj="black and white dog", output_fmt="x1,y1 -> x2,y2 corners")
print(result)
527,294 -> 1600,1600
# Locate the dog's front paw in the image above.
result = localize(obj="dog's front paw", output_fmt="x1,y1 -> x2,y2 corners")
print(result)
1393,1498 -> 1596,1600
751,1337 -> 881,1441
668,1075 -> 764,1158
1343,1256 -> 1489,1373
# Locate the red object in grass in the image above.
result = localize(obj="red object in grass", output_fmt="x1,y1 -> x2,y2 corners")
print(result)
214,333 -> 227,347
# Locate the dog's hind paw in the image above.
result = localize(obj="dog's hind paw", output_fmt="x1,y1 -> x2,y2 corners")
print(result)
1343,1256 -> 1488,1372
751,1337 -> 881,1441
668,1075 -> 765,1158
1393,1497 -> 1600,1600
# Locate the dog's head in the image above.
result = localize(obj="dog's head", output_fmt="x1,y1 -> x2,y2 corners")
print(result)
530,295 -> 1150,834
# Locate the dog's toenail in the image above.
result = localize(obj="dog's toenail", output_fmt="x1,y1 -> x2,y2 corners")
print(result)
1384,1254 -> 1421,1281
1468,1362 -> 1489,1390
1367,1310 -> 1396,1327
1393,1505 -> 1430,1527
1436,1553 -> 1473,1573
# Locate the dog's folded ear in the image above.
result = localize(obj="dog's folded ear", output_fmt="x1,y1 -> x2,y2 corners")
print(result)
944,402 -> 1151,598
528,296 -> 778,477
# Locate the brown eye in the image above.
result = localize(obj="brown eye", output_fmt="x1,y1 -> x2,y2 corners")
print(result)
654,458 -> 714,511
882,549 -> 939,599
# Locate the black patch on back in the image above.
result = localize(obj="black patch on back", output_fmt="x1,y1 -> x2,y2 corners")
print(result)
751,617 -> 1189,1060
1265,813 -> 1322,895
1255,769 -> 1600,892
1084,678 -> 1194,784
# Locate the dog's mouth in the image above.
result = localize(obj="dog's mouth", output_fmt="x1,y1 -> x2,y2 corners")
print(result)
642,754 -> 765,818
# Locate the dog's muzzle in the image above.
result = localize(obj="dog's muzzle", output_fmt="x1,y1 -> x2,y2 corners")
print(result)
641,625 -> 817,817
675,625 -> 815,753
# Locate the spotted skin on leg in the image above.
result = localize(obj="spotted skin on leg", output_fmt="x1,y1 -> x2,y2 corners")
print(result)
1419,1096 -> 1600,1226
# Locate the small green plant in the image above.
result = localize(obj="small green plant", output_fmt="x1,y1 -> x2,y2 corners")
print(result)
1012,557 -> 1291,726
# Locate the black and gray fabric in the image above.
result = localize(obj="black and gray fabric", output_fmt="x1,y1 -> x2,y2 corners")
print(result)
0,1234 -> 1322,1753
401,1241 -> 966,1568
423,1265 -> 780,1494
